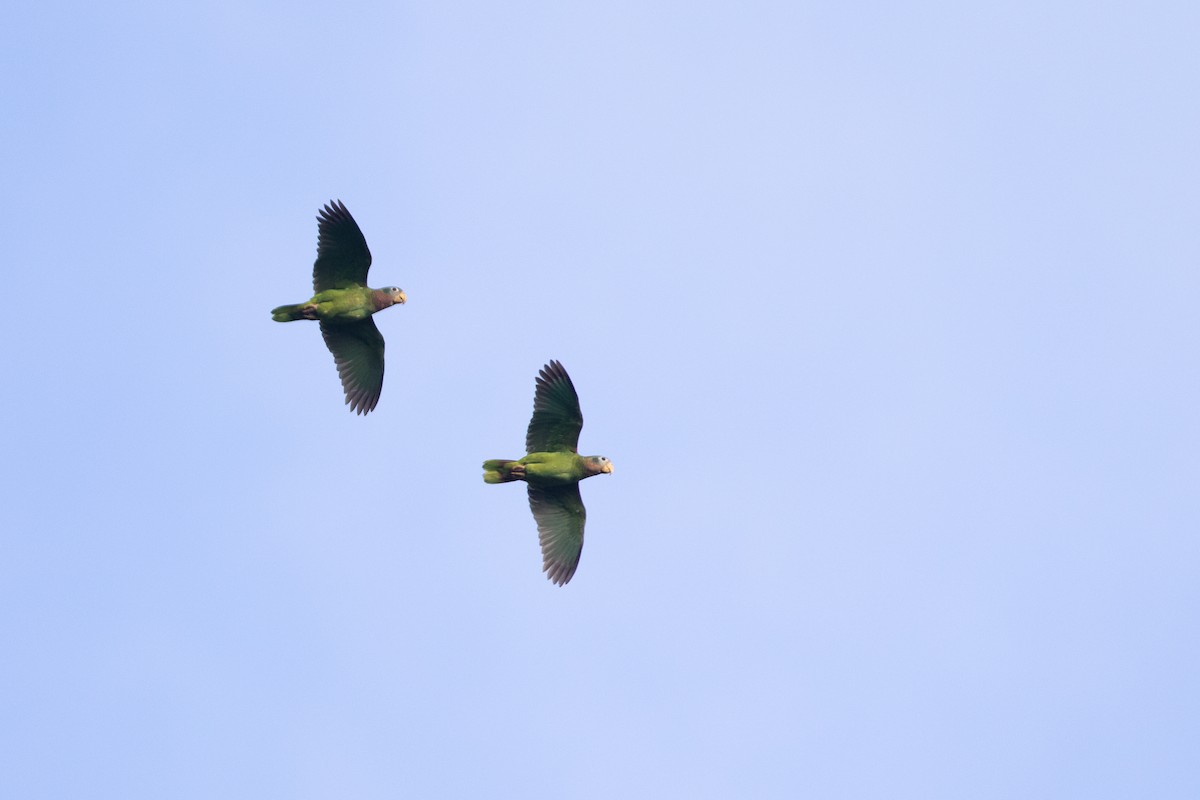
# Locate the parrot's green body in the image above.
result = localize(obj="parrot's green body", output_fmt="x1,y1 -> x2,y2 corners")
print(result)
483,452 -> 606,486
271,200 -> 407,414
483,361 -> 613,586
272,285 -> 404,324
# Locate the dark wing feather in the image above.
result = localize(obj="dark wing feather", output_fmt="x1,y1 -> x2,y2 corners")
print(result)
528,484 -> 586,586
525,360 -> 583,453
319,318 -> 385,414
313,200 -> 372,291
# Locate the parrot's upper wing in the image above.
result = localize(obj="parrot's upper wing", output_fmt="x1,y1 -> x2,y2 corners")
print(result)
525,360 -> 582,453
313,200 -> 372,291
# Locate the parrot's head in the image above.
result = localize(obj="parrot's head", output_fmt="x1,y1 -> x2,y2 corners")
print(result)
585,456 -> 614,476
384,287 -> 407,305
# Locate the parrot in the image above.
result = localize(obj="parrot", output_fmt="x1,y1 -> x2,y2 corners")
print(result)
271,200 -> 406,414
484,360 -> 613,585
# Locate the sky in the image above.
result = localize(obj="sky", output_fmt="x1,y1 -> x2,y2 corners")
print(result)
2,1 -> 1198,797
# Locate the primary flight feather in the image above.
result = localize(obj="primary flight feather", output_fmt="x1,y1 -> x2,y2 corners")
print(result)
270,200 -> 407,414
483,360 -> 613,586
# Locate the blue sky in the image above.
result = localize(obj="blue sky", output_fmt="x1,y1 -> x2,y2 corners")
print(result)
2,1 -> 1198,797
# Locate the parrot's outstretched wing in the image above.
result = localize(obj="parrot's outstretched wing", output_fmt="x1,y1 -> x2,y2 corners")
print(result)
526,360 -> 583,454
313,200 -> 372,291
319,318 -> 384,415
527,484 -> 586,586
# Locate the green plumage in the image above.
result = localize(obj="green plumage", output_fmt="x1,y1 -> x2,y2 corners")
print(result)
483,361 -> 613,586
270,200 -> 407,415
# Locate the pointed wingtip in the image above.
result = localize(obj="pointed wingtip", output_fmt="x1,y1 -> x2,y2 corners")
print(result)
538,359 -> 569,385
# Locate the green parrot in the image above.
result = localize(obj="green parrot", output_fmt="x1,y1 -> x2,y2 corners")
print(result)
271,200 -> 406,415
483,360 -> 614,585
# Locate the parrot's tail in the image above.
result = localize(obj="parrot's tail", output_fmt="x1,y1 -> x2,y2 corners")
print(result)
482,459 -> 520,483
271,303 -> 317,322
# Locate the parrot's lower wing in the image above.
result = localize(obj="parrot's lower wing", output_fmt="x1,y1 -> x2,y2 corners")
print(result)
527,484 -> 586,586
319,318 -> 385,415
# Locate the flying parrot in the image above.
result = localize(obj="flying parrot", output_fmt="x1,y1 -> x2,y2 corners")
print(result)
483,360 -> 613,585
271,200 -> 406,414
